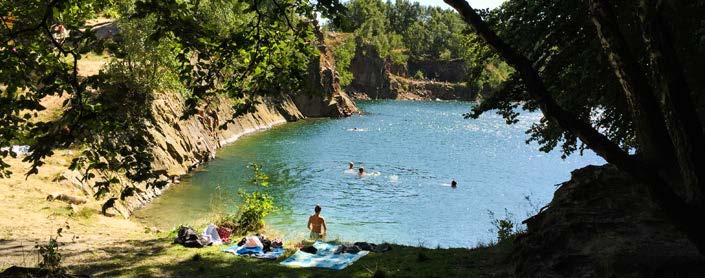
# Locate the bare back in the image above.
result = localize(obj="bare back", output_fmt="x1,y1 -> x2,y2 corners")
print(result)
308,214 -> 326,234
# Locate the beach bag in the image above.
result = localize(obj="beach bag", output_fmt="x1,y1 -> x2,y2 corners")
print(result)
174,226 -> 210,248
217,227 -> 232,243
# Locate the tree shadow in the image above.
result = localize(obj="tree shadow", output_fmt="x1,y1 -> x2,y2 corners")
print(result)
59,237 -> 510,277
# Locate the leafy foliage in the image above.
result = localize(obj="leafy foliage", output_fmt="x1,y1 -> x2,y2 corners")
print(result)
327,0 -> 509,89
331,35 -> 356,87
465,0 -> 639,158
488,209 -> 520,244
0,0 -> 339,210
35,223 -> 71,274
216,163 -> 275,235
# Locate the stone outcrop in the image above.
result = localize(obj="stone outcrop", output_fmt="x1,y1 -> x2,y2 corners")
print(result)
513,165 -> 705,277
295,26 -> 359,117
389,76 -> 474,101
347,41 -> 475,101
407,58 -> 467,83
348,43 -> 393,99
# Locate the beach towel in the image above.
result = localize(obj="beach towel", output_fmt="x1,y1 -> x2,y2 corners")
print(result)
202,224 -> 223,245
280,241 -> 369,270
223,245 -> 285,260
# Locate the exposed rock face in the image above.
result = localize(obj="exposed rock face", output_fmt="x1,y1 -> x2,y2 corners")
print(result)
295,27 -> 359,117
64,27 -> 358,217
407,58 -> 467,83
514,165 -> 705,277
389,76 -> 474,101
349,43 -> 393,99
348,41 -> 475,100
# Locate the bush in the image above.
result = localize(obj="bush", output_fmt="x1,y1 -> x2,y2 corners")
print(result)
214,163 -> 276,235
413,70 -> 425,80
488,209 -> 521,244
35,224 -> 70,274
332,37 -> 356,87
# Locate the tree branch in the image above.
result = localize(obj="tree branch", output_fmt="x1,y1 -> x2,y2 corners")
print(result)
443,0 -> 705,256
443,0 -> 632,169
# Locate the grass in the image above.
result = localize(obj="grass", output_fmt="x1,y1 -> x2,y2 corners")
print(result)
67,235 -> 512,277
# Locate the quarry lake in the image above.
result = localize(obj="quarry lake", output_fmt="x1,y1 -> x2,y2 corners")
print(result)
135,100 -> 605,248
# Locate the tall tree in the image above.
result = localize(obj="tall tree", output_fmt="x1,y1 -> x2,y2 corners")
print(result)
0,0 -> 342,210
443,0 -> 705,254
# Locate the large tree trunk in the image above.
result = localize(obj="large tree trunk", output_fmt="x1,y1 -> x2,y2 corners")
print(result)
639,0 -> 705,208
442,0 -> 705,256
589,0 -> 678,173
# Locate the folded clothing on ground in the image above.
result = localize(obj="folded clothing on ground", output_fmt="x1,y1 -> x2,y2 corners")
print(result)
280,241 -> 369,270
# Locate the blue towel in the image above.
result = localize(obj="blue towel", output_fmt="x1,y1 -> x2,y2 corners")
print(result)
280,241 -> 369,270
223,245 -> 285,260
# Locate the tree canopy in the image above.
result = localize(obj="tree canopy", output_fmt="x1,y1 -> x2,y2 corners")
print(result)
444,0 -> 705,254
0,0 -> 340,208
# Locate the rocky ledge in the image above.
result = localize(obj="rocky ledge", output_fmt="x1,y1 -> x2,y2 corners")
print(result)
513,164 -> 705,277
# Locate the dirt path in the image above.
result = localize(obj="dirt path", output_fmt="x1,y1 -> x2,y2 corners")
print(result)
0,152 -> 153,271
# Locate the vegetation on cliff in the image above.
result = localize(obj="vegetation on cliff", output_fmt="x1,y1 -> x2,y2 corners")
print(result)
0,0 -> 345,210
326,0 -> 511,94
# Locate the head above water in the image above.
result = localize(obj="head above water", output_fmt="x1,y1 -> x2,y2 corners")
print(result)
358,167 -> 364,174
451,180 -> 457,187
314,205 -> 321,214
349,162 -> 354,169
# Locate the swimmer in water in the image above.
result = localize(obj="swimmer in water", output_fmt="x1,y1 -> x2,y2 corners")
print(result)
349,161 -> 354,170
451,179 -> 457,188
358,167 -> 365,176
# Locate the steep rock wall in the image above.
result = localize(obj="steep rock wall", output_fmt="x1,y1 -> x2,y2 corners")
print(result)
407,59 -> 466,83
348,42 -> 475,100
295,27 -> 359,117
389,76 -> 475,101
348,43 -> 393,99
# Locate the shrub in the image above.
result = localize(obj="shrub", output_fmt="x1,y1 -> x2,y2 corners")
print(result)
231,190 -> 275,234
332,37 -> 356,87
35,224 -> 69,274
488,209 -> 522,244
413,70 -> 425,80
214,163 -> 276,235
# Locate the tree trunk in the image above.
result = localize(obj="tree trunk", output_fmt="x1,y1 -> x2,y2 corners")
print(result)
589,0 -> 677,173
442,0 -> 705,256
639,0 -> 705,207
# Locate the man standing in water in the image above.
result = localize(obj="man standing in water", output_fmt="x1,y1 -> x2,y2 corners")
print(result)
308,205 -> 327,240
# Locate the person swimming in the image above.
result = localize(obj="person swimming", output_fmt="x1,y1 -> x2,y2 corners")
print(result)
358,167 -> 365,176
307,205 -> 327,240
451,179 -> 457,188
349,161 -> 354,170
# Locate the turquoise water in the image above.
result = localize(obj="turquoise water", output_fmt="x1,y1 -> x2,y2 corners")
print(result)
135,100 -> 604,247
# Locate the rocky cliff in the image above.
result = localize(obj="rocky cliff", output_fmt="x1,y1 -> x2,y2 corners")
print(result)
407,58 -> 467,83
513,165 -> 705,277
347,41 -> 475,101
62,29 -> 358,217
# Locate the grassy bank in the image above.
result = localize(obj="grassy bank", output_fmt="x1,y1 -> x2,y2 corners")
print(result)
68,234 -> 511,277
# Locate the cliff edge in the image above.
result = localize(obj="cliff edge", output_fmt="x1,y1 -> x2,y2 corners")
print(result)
513,165 -> 705,277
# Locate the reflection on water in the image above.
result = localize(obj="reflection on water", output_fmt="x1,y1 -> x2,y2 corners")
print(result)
135,100 -> 604,247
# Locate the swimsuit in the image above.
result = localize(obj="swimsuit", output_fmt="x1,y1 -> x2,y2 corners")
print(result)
309,231 -> 324,240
